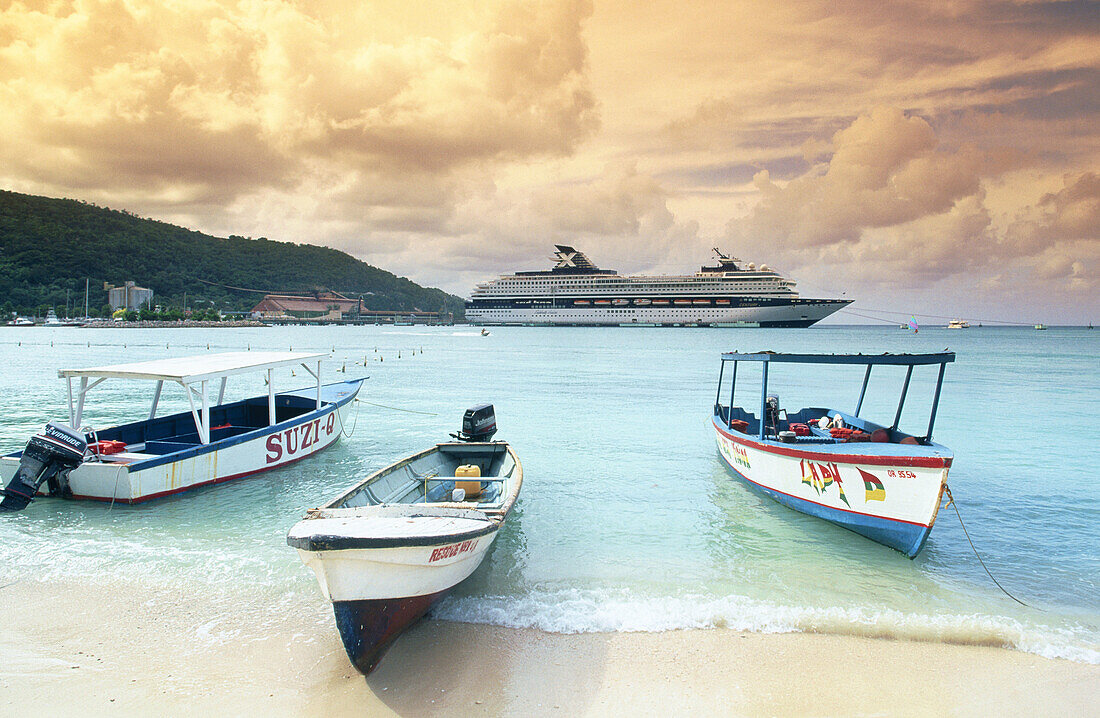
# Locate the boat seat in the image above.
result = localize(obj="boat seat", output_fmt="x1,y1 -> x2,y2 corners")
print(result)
210,425 -> 254,441
143,440 -> 199,455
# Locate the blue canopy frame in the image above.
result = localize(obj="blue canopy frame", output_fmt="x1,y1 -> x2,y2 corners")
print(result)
714,352 -> 955,441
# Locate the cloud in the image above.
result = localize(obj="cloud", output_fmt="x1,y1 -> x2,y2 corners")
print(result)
729,107 -> 984,251
0,0 -> 599,201
724,108 -> 1097,296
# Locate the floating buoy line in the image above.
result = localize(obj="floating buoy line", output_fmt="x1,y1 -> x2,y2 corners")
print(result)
943,485 -> 1032,608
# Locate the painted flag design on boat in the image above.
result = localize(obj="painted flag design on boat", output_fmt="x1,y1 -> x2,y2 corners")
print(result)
858,467 -> 886,502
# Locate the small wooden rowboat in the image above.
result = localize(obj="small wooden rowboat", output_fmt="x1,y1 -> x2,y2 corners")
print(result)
287,405 -> 521,674
712,352 -> 954,558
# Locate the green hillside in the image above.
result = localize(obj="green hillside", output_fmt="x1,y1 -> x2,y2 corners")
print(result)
0,190 -> 465,318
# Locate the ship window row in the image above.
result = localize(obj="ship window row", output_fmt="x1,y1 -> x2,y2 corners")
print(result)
485,284 -> 785,292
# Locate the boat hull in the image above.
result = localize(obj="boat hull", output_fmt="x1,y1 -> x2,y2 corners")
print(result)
0,380 -> 362,504
332,591 -> 450,675
295,527 -> 500,674
713,418 -> 949,557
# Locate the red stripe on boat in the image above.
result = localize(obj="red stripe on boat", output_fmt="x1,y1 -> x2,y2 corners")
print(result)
714,423 -> 952,469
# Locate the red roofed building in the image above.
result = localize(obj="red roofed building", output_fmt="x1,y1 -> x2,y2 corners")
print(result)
251,291 -> 359,319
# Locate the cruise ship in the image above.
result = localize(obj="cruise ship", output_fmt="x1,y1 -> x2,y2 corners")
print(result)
465,246 -> 851,327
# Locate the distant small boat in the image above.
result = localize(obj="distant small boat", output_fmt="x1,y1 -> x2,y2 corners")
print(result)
1034,324 -> 1048,330
946,319 -> 970,329
44,310 -> 61,326
288,405 -> 522,675
9,317 -> 34,326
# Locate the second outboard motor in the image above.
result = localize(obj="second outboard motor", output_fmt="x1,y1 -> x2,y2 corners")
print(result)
0,422 -> 87,512
451,404 -> 497,442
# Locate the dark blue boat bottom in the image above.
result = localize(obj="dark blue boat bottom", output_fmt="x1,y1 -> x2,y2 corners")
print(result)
333,590 -> 449,675
719,452 -> 934,558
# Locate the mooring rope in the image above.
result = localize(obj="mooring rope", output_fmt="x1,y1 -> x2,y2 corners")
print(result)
335,398 -> 363,438
943,484 -> 1031,608
357,399 -> 438,416
108,463 -> 126,511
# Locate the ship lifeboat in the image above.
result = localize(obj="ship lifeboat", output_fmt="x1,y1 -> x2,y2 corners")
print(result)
673,299 -> 691,306
716,299 -> 730,305
634,299 -> 652,306
693,299 -> 711,306
594,300 -> 611,306
574,300 -> 590,306
652,300 -> 670,306
612,299 -> 629,306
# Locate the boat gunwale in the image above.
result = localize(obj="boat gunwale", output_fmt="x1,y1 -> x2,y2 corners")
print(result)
712,417 -> 953,469
288,512 -> 500,552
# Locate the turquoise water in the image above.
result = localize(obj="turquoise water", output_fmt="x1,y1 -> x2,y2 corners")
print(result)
0,325 -> 1096,663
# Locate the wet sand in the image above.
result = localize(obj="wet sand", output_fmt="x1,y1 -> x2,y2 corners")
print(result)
1,579 -> 1096,717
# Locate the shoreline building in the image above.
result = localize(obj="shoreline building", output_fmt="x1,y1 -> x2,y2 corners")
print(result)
251,291 -> 360,320
107,281 -> 154,311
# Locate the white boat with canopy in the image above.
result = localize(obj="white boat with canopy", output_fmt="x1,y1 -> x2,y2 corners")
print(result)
0,352 -> 364,510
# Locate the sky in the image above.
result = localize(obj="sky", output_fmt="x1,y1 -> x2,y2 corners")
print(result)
1,0 -> 1098,324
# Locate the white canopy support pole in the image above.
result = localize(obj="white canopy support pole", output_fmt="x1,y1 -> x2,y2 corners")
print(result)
200,380 -> 209,444
217,376 -> 227,406
75,377 -> 88,429
299,362 -> 322,410
185,382 -> 202,440
149,380 -> 163,420
74,376 -> 107,428
67,377 -> 75,427
267,369 -> 276,426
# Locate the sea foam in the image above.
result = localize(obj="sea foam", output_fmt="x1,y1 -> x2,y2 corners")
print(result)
433,588 -> 1100,665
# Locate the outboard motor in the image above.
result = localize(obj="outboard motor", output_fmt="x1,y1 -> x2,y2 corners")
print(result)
764,394 -> 781,438
451,404 -> 497,442
0,422 -> 87,512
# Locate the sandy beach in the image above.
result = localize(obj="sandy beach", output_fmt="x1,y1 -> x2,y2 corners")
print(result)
1,578 -> 1095,717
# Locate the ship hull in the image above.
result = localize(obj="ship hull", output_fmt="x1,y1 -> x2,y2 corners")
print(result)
467,299 -> 849,327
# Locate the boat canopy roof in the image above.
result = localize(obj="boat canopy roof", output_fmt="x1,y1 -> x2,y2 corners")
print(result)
59,351 -> 328,384
719,352 -> 954,366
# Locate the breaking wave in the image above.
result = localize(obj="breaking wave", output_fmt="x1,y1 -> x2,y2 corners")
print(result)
433,588 -> 1100,665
